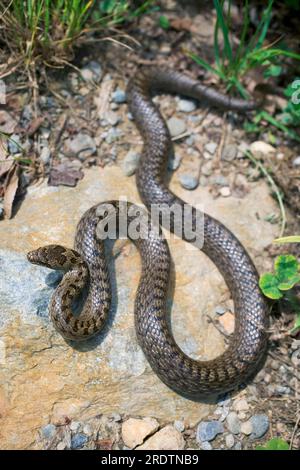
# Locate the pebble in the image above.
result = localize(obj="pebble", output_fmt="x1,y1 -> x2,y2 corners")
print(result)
234,442 -> 242,450
81,61 -> 103,83
121,417 -> 159,449
179,174 -> 199,190
221,144 -> 237,161
205,142 -> 218,155
105,111 -> 121,127
64,133 -> 96,159
40,147 -> 51,165
225,434 -> 235,448
45,271 -> 63,287
57,441 -> 66,450
199,175 -> 208,186
196,421 -> 224,442
70,433 -> 88,449
215,305 -> 227,315
219,187 -> 231,197
201,161 -> 213,176
136,425 -> 184,450
293,156 -> 300,166
233,399 -> 249,412
167,117 -> 187,137
83,424 -> 93,436
168,154 -> 181,170
8,134 -> 21,154
174,420 -> 185,433
41,424 -> 56,440
250,414 -> 269,439
178,99 -> 197,113
226,412 -> 241,435
250,141 -> 276,158
200,441 -> 212,450
112,88 -> 127,104
211,174 -> 229,186
105,128 -> 121,144
70,421 -> 81,432
122,151 -> 140,176
241,420 -> 253,435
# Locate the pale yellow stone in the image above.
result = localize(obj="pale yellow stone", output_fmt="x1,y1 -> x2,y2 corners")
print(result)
122,417 -> 159,448
136,425 -> 184,450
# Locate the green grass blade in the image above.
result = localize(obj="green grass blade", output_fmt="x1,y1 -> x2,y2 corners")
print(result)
213,0 -> 233,63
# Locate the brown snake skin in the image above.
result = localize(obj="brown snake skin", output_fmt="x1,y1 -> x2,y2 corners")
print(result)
27,67 -> 268,398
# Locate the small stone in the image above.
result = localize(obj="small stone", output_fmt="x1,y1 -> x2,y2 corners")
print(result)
218,311 -> 235,334
167,117 -> 187,137
81,61 -> 102,83
241,420 -> 252,435
122,417 -> 159,449
40,147 -> 51,165
178,99 -> 197,113
219,187 -> 231,197
200,175 -> 208,186
291,340 -> 300,350
112,88 -> 127,104
233,399 -> 249,412
196,421 -> 224,442
203,151 -> 213,160
57,441 -> 66,450
173,420 -> 185,433
179,174 -> 199,190
70,421 -> 81,432
83,424 -> 93,436
293,156 -> 300,166
226,412 -> 241,435
234,441 -> 242,450
186,135 -> 195,146
136,425 -> 184,450
7,134 -> 21,154
215,305 -> 227,315
45,271 -> 63,287
221,144 -> 237,161
105,128 -> 121,144
200,441 -> 212,450
105,111 -> 121,127
250,141 -> 276,158
225,434 -> 235,448
205,142 -> 218,155
211,174 -> 229,186
70,433 -> 88,449
273,385 -> 291,395
41,424 -> 56,440
250,414 -> 269,439
168,154 -> 181,171
201,161 -> 213,176
64,133 -> 96,159
122,151 -> 140,176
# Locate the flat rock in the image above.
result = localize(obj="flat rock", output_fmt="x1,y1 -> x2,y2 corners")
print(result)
167,117 -> 186,137
136,425 -> 184,450
122,417 -> 159,448
0,166 -> 278,449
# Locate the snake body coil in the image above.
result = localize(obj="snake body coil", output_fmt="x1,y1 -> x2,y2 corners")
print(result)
28,67 -> 268,397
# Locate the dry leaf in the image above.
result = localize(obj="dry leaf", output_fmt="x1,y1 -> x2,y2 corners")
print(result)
0,137 -> 13,178
26,116 -> 45,137
3,164 -> 19,219
0,110 -> 17,134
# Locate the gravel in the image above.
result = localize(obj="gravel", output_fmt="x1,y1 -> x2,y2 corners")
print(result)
168,154 -> 181,170
225,434 -> 235,448
241,420 -> 253,436
122,151 -> 140,176
221,144 -> 237,161
292,156 -> 300,166
167,117 -> 187,137
178,99 -> 197,113
64,133 -> 96,159
226,412 -> 241,435
81,61 -> 103,83
41,424 -> 56,440
196,421 -> 224,442
200,441 -> 213,450
215,305 -> 227,315
205,142 -> 218,155
250,414 -> 269,439
70,433 -> 88,449
179,174 -> 199,190
112,88 -> 127,104
219,187 -> 231,197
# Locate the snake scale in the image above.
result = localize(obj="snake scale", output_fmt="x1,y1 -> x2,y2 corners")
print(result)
27,67 -> 268,397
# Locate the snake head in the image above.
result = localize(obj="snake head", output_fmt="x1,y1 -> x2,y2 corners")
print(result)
27,244 -> 81,270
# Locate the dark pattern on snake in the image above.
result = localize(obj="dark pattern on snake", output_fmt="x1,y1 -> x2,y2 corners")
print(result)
27,67 -> 268,397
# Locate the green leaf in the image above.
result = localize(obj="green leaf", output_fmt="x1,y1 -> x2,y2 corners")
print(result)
274,254 -> 299,282
264,64 -> 282,78
259,273 -> 282,299
278,274 -> 300,290
256,437 -> 289,450
159,15 -> 170,30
